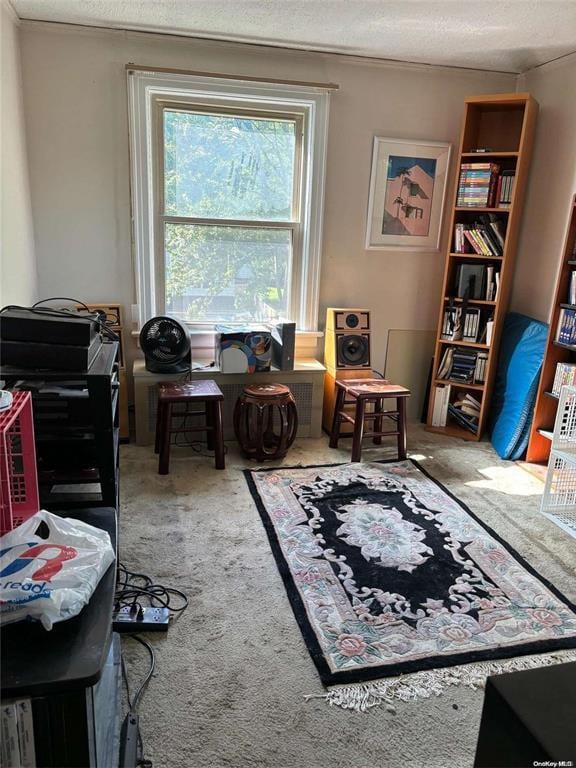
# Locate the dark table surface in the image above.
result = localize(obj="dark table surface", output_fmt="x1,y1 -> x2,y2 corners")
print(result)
1,507 -> 117,700
488,661 -> 576,759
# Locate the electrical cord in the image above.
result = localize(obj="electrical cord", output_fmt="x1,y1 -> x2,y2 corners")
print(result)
121,635 -> 154,768
115,563 -> 189,615
117,566 -> 189,768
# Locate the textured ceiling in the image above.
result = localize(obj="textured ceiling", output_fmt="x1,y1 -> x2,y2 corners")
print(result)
10,0 -> 576,73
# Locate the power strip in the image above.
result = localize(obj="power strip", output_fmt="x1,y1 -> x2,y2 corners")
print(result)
113,606 -> 170,633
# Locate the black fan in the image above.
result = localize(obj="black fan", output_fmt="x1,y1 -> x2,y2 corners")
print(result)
139,316 -> 191,373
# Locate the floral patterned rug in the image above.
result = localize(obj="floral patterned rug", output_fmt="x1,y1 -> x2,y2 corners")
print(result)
245,460 -> 576,687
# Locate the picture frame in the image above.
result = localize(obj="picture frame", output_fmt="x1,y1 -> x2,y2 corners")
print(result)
365,137 -> 451,251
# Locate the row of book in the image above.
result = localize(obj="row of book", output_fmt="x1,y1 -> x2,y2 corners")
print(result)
448,393 -> 481,433
437,346 -> 488,383
431,385 -> 481,433
442,307 -> 484,342
454,263 -> 500,302
556,307 -> 576,346
552,362 -> 576,396
456,162 -> 515,208
453,216 -> 505,256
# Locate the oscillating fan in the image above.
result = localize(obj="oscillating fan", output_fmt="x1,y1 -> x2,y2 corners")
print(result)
139,316 -> 191,373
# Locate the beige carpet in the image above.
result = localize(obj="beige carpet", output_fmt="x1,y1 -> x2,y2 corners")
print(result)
119,424 -> 574,768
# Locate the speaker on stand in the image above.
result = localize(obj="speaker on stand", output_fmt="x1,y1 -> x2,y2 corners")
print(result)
322,308 -> 373,433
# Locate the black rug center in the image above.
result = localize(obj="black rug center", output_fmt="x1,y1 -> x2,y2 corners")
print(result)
299,477 -> 495,622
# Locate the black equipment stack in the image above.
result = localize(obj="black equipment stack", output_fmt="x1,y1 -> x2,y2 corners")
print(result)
0,308 -> 102,371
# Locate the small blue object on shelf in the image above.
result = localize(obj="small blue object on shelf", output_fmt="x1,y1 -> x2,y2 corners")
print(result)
489,312 -> 548,460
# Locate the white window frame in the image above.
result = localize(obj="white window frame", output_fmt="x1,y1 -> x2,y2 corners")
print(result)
127,69 -> 330,331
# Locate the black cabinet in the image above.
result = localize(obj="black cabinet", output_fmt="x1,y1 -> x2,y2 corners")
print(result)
1,507 -> 120,768
1,342 -> 120,509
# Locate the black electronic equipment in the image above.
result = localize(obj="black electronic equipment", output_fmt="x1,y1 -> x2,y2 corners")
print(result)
1,335 -> 103,371
0,308 -> 98,346
270,321 -> 296,371
139,316 -> 191,374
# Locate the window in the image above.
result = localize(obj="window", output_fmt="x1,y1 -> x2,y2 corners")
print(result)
128,70 -> 331,330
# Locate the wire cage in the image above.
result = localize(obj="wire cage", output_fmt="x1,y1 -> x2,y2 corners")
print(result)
551,384 -> 576,453
0,391 -> 40,535
540,385 -> 576,538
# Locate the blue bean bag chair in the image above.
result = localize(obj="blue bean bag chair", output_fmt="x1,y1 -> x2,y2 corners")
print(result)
489,312 -> 548,460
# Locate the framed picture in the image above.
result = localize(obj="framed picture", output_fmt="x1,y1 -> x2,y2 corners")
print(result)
365,137 -> 451,251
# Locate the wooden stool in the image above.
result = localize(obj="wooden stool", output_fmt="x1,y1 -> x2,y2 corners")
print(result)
233,383 -> 298,461
329,379 -> 410,462
155,380 -> 225,474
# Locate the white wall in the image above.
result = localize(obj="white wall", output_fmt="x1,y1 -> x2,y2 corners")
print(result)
1,1 -> 36,307
511,55 -> 576,322
18,21 -> 516,373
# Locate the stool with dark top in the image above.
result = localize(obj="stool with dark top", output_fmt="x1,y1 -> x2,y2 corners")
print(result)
155,380 -> 225,473
234,383 -> 298,461
329,379 -> 410,462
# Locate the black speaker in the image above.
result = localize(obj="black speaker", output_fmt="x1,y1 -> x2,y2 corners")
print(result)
270,322 -> 295,371
336,333 -> 371,368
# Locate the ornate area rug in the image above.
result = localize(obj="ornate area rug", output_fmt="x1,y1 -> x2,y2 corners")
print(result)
246,460 -> 576,706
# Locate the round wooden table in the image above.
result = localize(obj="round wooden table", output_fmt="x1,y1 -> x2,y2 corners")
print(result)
233,383 -> 298,461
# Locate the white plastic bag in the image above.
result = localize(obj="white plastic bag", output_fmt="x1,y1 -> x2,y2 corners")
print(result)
0,510 -> 115,630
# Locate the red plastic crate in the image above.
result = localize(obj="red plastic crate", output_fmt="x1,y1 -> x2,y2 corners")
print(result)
0,391 -> 40,535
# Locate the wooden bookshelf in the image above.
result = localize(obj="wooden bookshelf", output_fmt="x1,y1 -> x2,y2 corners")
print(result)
526,196 -> 576,463
426,93 -> 538,440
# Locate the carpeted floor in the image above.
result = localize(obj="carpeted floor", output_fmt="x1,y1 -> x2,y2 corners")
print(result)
119,424 -> 575,768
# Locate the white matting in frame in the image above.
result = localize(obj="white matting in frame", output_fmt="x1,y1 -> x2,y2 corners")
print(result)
365,137 -> 451,251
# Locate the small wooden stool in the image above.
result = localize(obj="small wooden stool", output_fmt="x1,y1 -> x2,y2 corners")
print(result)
155,380 -> 225,474
329,379 -> 410,462
233,383 -> 298,461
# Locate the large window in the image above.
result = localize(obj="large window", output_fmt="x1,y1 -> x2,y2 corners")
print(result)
128,70 -> 331,330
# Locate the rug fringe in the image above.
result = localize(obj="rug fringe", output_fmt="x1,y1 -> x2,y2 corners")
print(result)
304,650 -> 576,712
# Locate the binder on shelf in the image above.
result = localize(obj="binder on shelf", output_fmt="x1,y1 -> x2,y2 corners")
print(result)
432,384 -> 451,427
441,307 -> 459,339
463,308 -> 481,342
474,352 -> 488,384
486,319 -> 494,345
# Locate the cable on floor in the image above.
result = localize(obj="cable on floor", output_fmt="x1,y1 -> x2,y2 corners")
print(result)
117,566 -> 189,768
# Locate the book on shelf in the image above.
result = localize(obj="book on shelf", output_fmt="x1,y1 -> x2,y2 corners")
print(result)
453,217 -> 505,256
453,391 -> 481,419
432,383 -> 451,427
498,170 -> 516,208
485,265 -> 501,301
474,351 -> 488,383
437,346 -> 478,383
437,347 -> 454,379
457,163 -> 500,207
447,401 -> 479,433
441,306 -> 480,342
556,307 -> 576,345
552,362 -> 576,396
456,163 -> 515,209
569,271 -> 576,305
476,318 -> 493,346
462,308 -> 481,342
